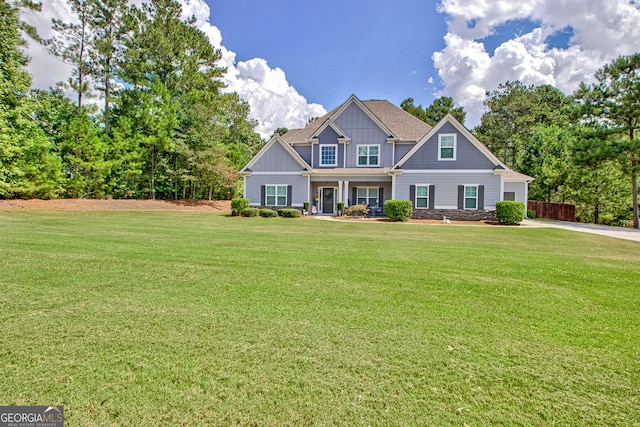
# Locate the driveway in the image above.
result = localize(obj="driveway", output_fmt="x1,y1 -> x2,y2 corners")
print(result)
523,219 -> 640,243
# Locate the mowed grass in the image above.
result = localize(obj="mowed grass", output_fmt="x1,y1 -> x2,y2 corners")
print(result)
0,211 -> 638,426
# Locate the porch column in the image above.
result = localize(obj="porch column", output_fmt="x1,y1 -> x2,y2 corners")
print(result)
344,180 -> 350,205
338,180 -> 343,203
391,174 -> 396,199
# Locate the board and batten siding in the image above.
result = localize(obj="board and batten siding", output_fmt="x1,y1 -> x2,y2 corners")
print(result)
245,174 -> 307,207
312,127 -> 345,168
334,103 -> 393,168
293,144 -> 312,164
395,171 -> 501,209
251,141 -> 306,172
401,122 -> 495,170
394,143 -> 415,164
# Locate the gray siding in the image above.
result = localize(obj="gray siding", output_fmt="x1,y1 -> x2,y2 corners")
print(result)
394,143 -> 415,164
395,171 -> 501,209
252,141 -> 305,172
312,127 -> 344,168
504,182 -> 527,204
402,122 -> 495,170
334,103 -> 393,167
245,174 -> 308,207
293,144 -> 312,164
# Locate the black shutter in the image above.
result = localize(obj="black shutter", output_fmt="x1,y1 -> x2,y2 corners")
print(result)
458,185 -> 464,209
409,185 -> 415,208
287,185 -> 292,206
261,185 -> 266,206
478,185 -> 484,210
378,187 -> 384,207
429,185 -> 435,209
352,188 -> 357,205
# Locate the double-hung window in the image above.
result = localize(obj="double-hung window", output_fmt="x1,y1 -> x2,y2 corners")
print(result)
438,134 -> 456,160
357,145 -> 379,166
415,185 -> 429,208
464,185 -> 478,209
320,144 -> 337,166
357,187 -> 379,206
266,185 -> 287,206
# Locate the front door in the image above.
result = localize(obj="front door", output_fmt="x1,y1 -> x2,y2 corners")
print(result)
322,188 -> 335,214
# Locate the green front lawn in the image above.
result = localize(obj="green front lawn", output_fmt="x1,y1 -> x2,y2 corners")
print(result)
1,211 -> 638,426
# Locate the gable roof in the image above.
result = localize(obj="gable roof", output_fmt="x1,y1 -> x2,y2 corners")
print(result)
241,134 -> 311,173
281,95 -> 432,143
394,113 -> 509,170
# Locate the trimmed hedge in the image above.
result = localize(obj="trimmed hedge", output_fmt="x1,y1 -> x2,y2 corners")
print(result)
279,208 -> 302,218
259,208 -> 278,218
384,200 -> 413,222
496,201 -> 525,225
231,198 -> 250,216
527,209 -> 536,219
240,207 -> 260,217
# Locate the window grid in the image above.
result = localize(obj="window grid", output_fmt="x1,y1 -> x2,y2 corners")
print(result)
357,145 -> 379,166
416,185 -> 429,208
266,185 -> 287,206
439,134 -> 456,160
464,185 -> 478,209
320,145 -> 337,166
356,187 -> 379,207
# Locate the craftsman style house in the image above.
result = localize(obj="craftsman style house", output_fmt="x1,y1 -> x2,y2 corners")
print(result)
240,95 -> 532,219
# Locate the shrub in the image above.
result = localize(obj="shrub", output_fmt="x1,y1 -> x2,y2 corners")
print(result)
599,213 -> 615,226
279,208 -> 302,218
231,197 -> 250,216
240,207 -> 260,217
344,203 -> 369,217
527,209 -> 536,219
384,200 -> 413,222
259,209 -> 278,218
337,201 -> 345,215
496,201 -> 525,225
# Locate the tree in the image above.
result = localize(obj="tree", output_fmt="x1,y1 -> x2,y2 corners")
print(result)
87,0 -> 128,137
401,96 -> 466,126
0,0 -> 64,198
474,82 -> 573,168
573,53 -> 640,228
46,0 -> 93,107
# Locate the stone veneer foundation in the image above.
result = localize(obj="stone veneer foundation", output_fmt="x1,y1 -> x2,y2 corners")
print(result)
412,209 -> 497,221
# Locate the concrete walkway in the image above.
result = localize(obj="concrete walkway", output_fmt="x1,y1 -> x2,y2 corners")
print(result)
523,219 -> 640,243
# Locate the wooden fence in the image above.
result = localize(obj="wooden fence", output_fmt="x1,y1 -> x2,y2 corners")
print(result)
528,201 -> 575,222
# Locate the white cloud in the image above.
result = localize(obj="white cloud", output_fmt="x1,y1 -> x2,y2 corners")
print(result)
434,0 -> 640,126
22,0 -> 325,139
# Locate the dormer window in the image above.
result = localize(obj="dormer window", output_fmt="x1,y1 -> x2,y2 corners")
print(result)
438,134 -> 456,160
320,145 -> 337,166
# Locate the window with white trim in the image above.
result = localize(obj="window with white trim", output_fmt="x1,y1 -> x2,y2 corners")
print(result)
357,145 -> 379,166
320,144 -> 337,166
266,185 -> 287,206
357,187 -> 379,206
464,185 -> 478,209
415,185 -> 429,208
438,134 -> 456,160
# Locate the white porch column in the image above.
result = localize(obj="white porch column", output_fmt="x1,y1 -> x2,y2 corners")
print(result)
344,180 -> 350,205
391,174 -> 396,199
338,180 -> 343,203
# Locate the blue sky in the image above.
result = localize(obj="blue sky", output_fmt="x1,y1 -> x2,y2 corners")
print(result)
25,0 -> 640,138
210,0 -> 447,110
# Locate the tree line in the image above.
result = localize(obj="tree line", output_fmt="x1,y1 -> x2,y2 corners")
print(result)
402,54 -> 640,228
1,0 -> 262,201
